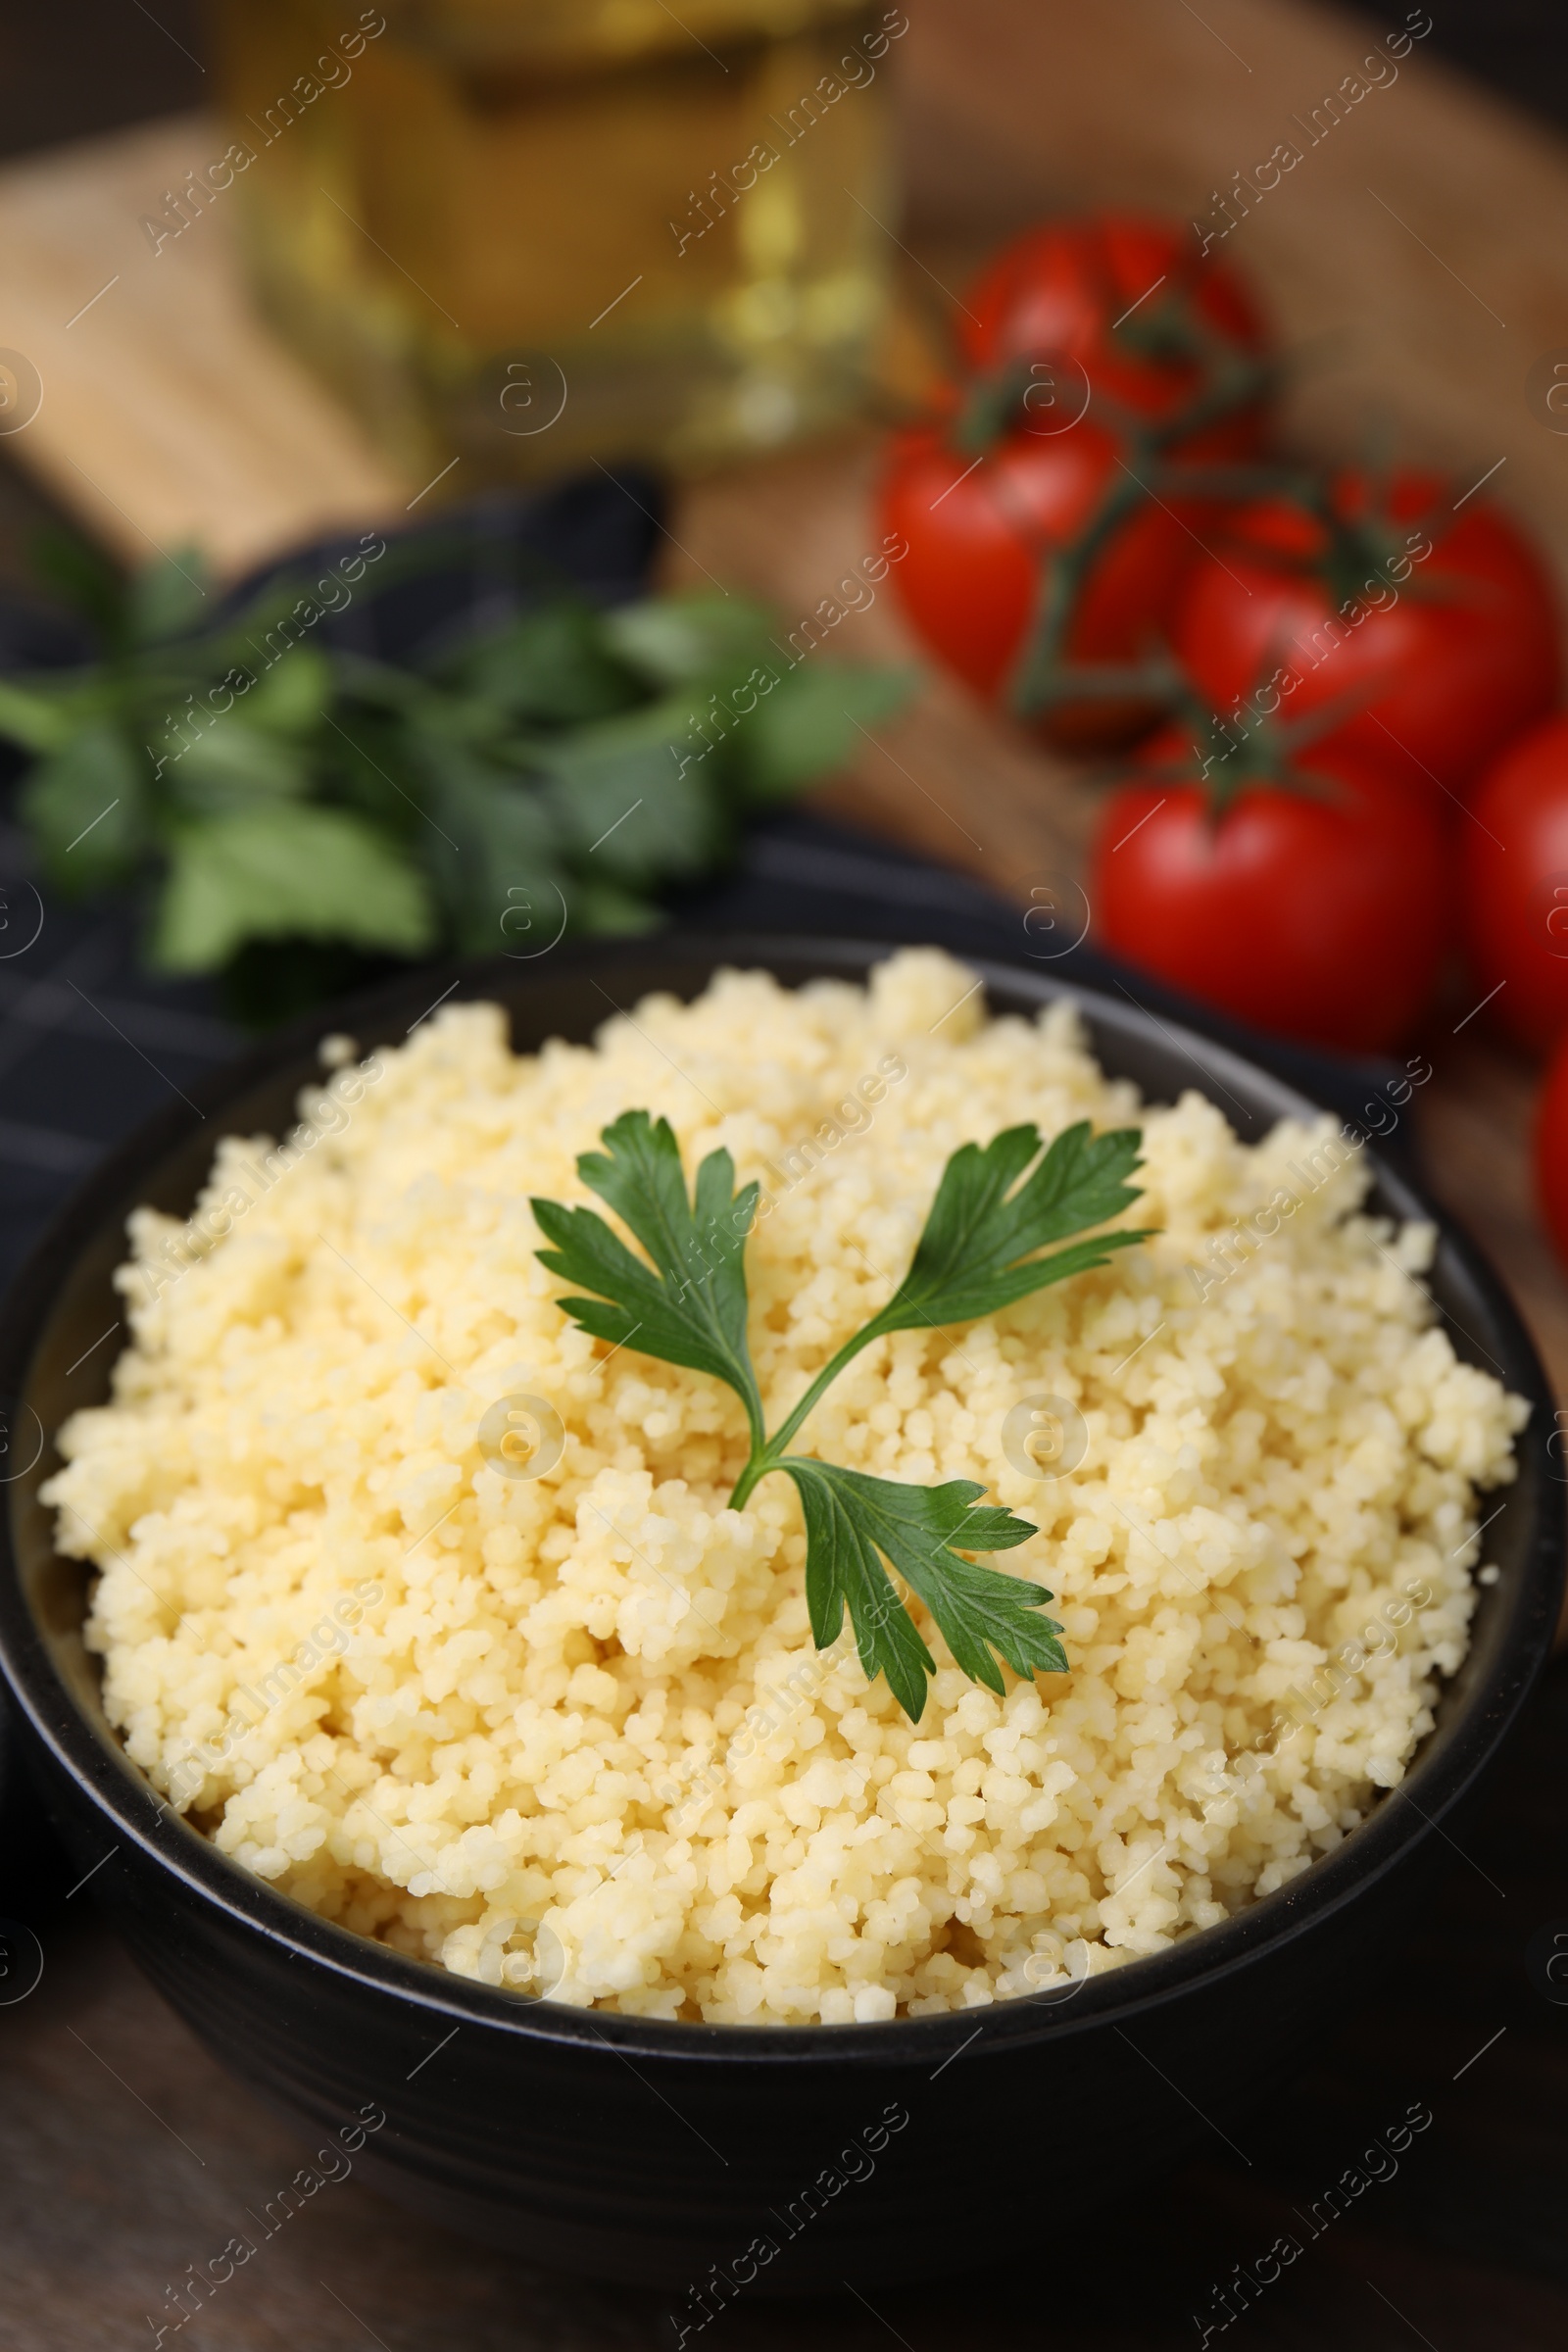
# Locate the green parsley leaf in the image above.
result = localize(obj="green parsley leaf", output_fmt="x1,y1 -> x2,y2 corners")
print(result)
784,1461 -> 1060,1722
759,1120 -> 1153,1467
532,696 -> 722,886
729,662 -> 919,803
0,538 -> 914,1016
438,602 -> 643,728
401,738 -> 566,956
163,719 -> 313,812
152,803 -> 434,971
21,722 -> 149,892
0,676 -> 74,757
531,1111 -> 764,1448
535,1102 -> 1152,1721
129,549 -> 212,649
863,1120 -> 1152,1337
241,645 -> 334,737
601,592 -> 777,686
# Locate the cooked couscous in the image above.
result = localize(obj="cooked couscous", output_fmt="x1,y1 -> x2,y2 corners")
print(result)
47,951 -> 1524,2022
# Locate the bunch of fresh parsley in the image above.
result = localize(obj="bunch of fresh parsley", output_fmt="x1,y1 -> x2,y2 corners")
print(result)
0,534 -> 912,1020
533,1108 -> 1151,1721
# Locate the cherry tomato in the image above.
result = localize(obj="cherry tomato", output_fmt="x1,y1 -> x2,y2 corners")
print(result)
880,215 -> 1273,748
879,410 -> 1201,740
1462,714 -> 1568,1054
1170,469 -> 1560,805
1089,728 -> 1452,1053
1534,1031 -> 1568,1265
958,214 -> 1270,446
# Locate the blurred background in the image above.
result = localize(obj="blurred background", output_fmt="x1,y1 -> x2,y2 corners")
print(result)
5,4 -> 1568,2347
5,0 -> 1562,168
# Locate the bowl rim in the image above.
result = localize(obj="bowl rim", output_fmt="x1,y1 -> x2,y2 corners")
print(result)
0,930 -> 1560,2068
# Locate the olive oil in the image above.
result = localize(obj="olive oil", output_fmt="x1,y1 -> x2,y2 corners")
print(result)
207,0 -> 902,487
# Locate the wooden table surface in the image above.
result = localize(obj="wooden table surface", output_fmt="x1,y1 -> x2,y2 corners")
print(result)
3,3 -> 1568,2344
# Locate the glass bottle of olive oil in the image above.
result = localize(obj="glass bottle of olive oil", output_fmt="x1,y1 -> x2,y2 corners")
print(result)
206,0 -> 903,487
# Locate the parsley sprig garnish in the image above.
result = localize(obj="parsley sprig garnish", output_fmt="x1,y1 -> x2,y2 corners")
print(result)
532,1107 -> 1152,1721
0,535 -> 912,1024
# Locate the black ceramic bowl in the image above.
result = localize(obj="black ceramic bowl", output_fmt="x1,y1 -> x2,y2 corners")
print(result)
0,937 -> 1560,2296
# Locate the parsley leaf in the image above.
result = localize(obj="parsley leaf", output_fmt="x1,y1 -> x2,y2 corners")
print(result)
763,1120 -> 1153,1460
871,1120 -> 1150,1333
0,541 -> 914,1022
152,803 -> 435,971
21,722 -> 149,892
531,1111 -> 763,1449
535,1100 -> 1151,1721
784,1461 -> 1063,1722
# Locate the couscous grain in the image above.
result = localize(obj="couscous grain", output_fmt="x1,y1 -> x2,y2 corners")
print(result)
48,952 -> 1524,2022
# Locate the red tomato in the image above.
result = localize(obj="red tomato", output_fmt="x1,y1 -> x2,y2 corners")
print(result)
1462,714 -> 1568,1054
1089,728 -> 1452,1053
879,411 -> 1201,739
881,215 -> 1274,747
958,214 -> 1270,446
1535,1032 -> 1568,1265
1170,470 -> 1560,806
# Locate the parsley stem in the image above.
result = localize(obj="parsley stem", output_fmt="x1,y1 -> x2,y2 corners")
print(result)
725,1323 -> 885,1510
762,1327 -> 884,1463
725,1453 -> 772,1511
